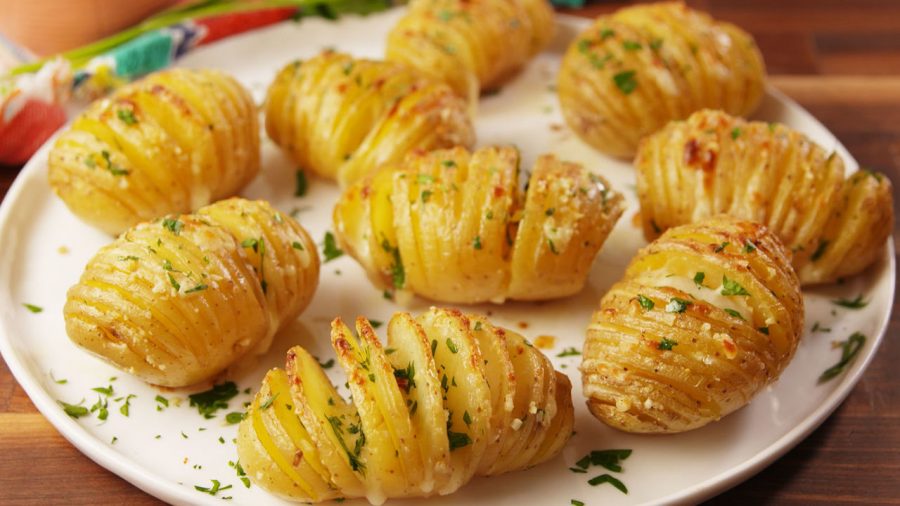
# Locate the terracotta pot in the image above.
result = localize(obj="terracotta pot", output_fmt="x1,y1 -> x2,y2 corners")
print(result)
0,0 -> 179,56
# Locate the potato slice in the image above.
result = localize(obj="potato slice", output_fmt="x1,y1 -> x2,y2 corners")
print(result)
330,318 -> 405,502
469,315 -> 516,474
237,369 -> 336,501
385,312 -> 450,494
416,308 -> 492,495
285,346 -> 366,497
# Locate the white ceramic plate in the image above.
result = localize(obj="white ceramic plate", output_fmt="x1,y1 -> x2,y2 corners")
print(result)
0,9 -> 894,506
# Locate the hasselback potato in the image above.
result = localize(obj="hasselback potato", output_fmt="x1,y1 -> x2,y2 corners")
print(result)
557,2 -> 766,158
237,308 -> 574,503
386,0 -> 555,102
581,216 -> 803,433
48,68 -> 260,235
64,198 -> 319,387
636,109 -> 894,285
333,146 -> 625,304
265,51 -> 474,186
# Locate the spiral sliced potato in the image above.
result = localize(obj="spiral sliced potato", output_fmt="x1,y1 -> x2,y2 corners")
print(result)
333,146 -> 625,304
48,68 -> 260,235
557,2 -> 765,158
64,198 -> 319,387
237,308 -> 574,504
386,0 -> 555,101
636,109 -> 895,285
581,216 -> 803,433
265,51 -> 474,186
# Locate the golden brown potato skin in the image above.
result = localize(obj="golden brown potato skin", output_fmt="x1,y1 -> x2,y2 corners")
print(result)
581,216 -> 803,433
265,51 -> 474,186
385,0 -> 555,102
333,146 -> 625,304
48,68 -> 260,235
636,109 -> 895,285
237,308 -> 573,504
64,198 -> 319,387
557,2 -> 765,158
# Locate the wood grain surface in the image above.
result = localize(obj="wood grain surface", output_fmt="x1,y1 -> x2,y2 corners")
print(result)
2,1 -> 899,504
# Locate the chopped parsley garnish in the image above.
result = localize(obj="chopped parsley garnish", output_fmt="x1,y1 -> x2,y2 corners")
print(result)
431,340 -> 438,356
811,240 -> 828,261
557,347 -> 581,357
50,371 -> 67,384
381,239 -> 405,289
369,320 -> 383,328
446,338 -> 459,354
225,412 -> 246,425
819,332 -> 866,382
260,393 -> 278,410
59,400 -> 89,418
92,384 -> 114,396
117,108 -> 137,125
724,308 -> 744,320
119,394 -> 136,416
155,395 -> 169,411
649,38 -> 663,50
22,303 -> 43,313
588,474 -> 628,494
421,189 -> 433,203
693,272 -> 705,287
322,232 -> 344,262
600,28 -> 615,39
90,396 -> 109,421
548,238 -> 559,254
658,338 -> 678,350
291,241 -> 304,250
545,207 -> 555,216
714,241 -> 730,253
318,358 -> 335,369
665,297 -> 691,313
195,479 -> 232,496
743,241 -> 756,253
473,321 -> 483,331
812,322 -> 832,333
731,127 -> 742,140
758,326 -> 770,335
232,460 -> 251,488
637,294 -> 654,310
833,294 -> 867,309
441,159 -> 456,168
473,236 -> 482,250
721,275 -> 750,296
101,150 -> 129,176
162,218 -> 183,235
417,174 -> 435,184
574,448 -> 632,475
394,362 -> 416,392
463,411 -> 472,425
241,237 -> 259,252
167,273 -> 181,292
188,381 -> 239,419
295,170 -> 308,197
572,501 -> 585,506
613,70 -> 637,95
622,40 -> 642,51
184,284 -> 208,294
448,430 -> 471,451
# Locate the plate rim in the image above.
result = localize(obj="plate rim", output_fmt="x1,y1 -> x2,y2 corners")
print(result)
0,12 -> 894,506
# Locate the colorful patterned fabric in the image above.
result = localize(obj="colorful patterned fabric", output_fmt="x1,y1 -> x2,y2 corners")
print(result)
0,0 -> 393,165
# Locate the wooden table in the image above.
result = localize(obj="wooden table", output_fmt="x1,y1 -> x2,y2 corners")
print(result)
2,1 -> 899,504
